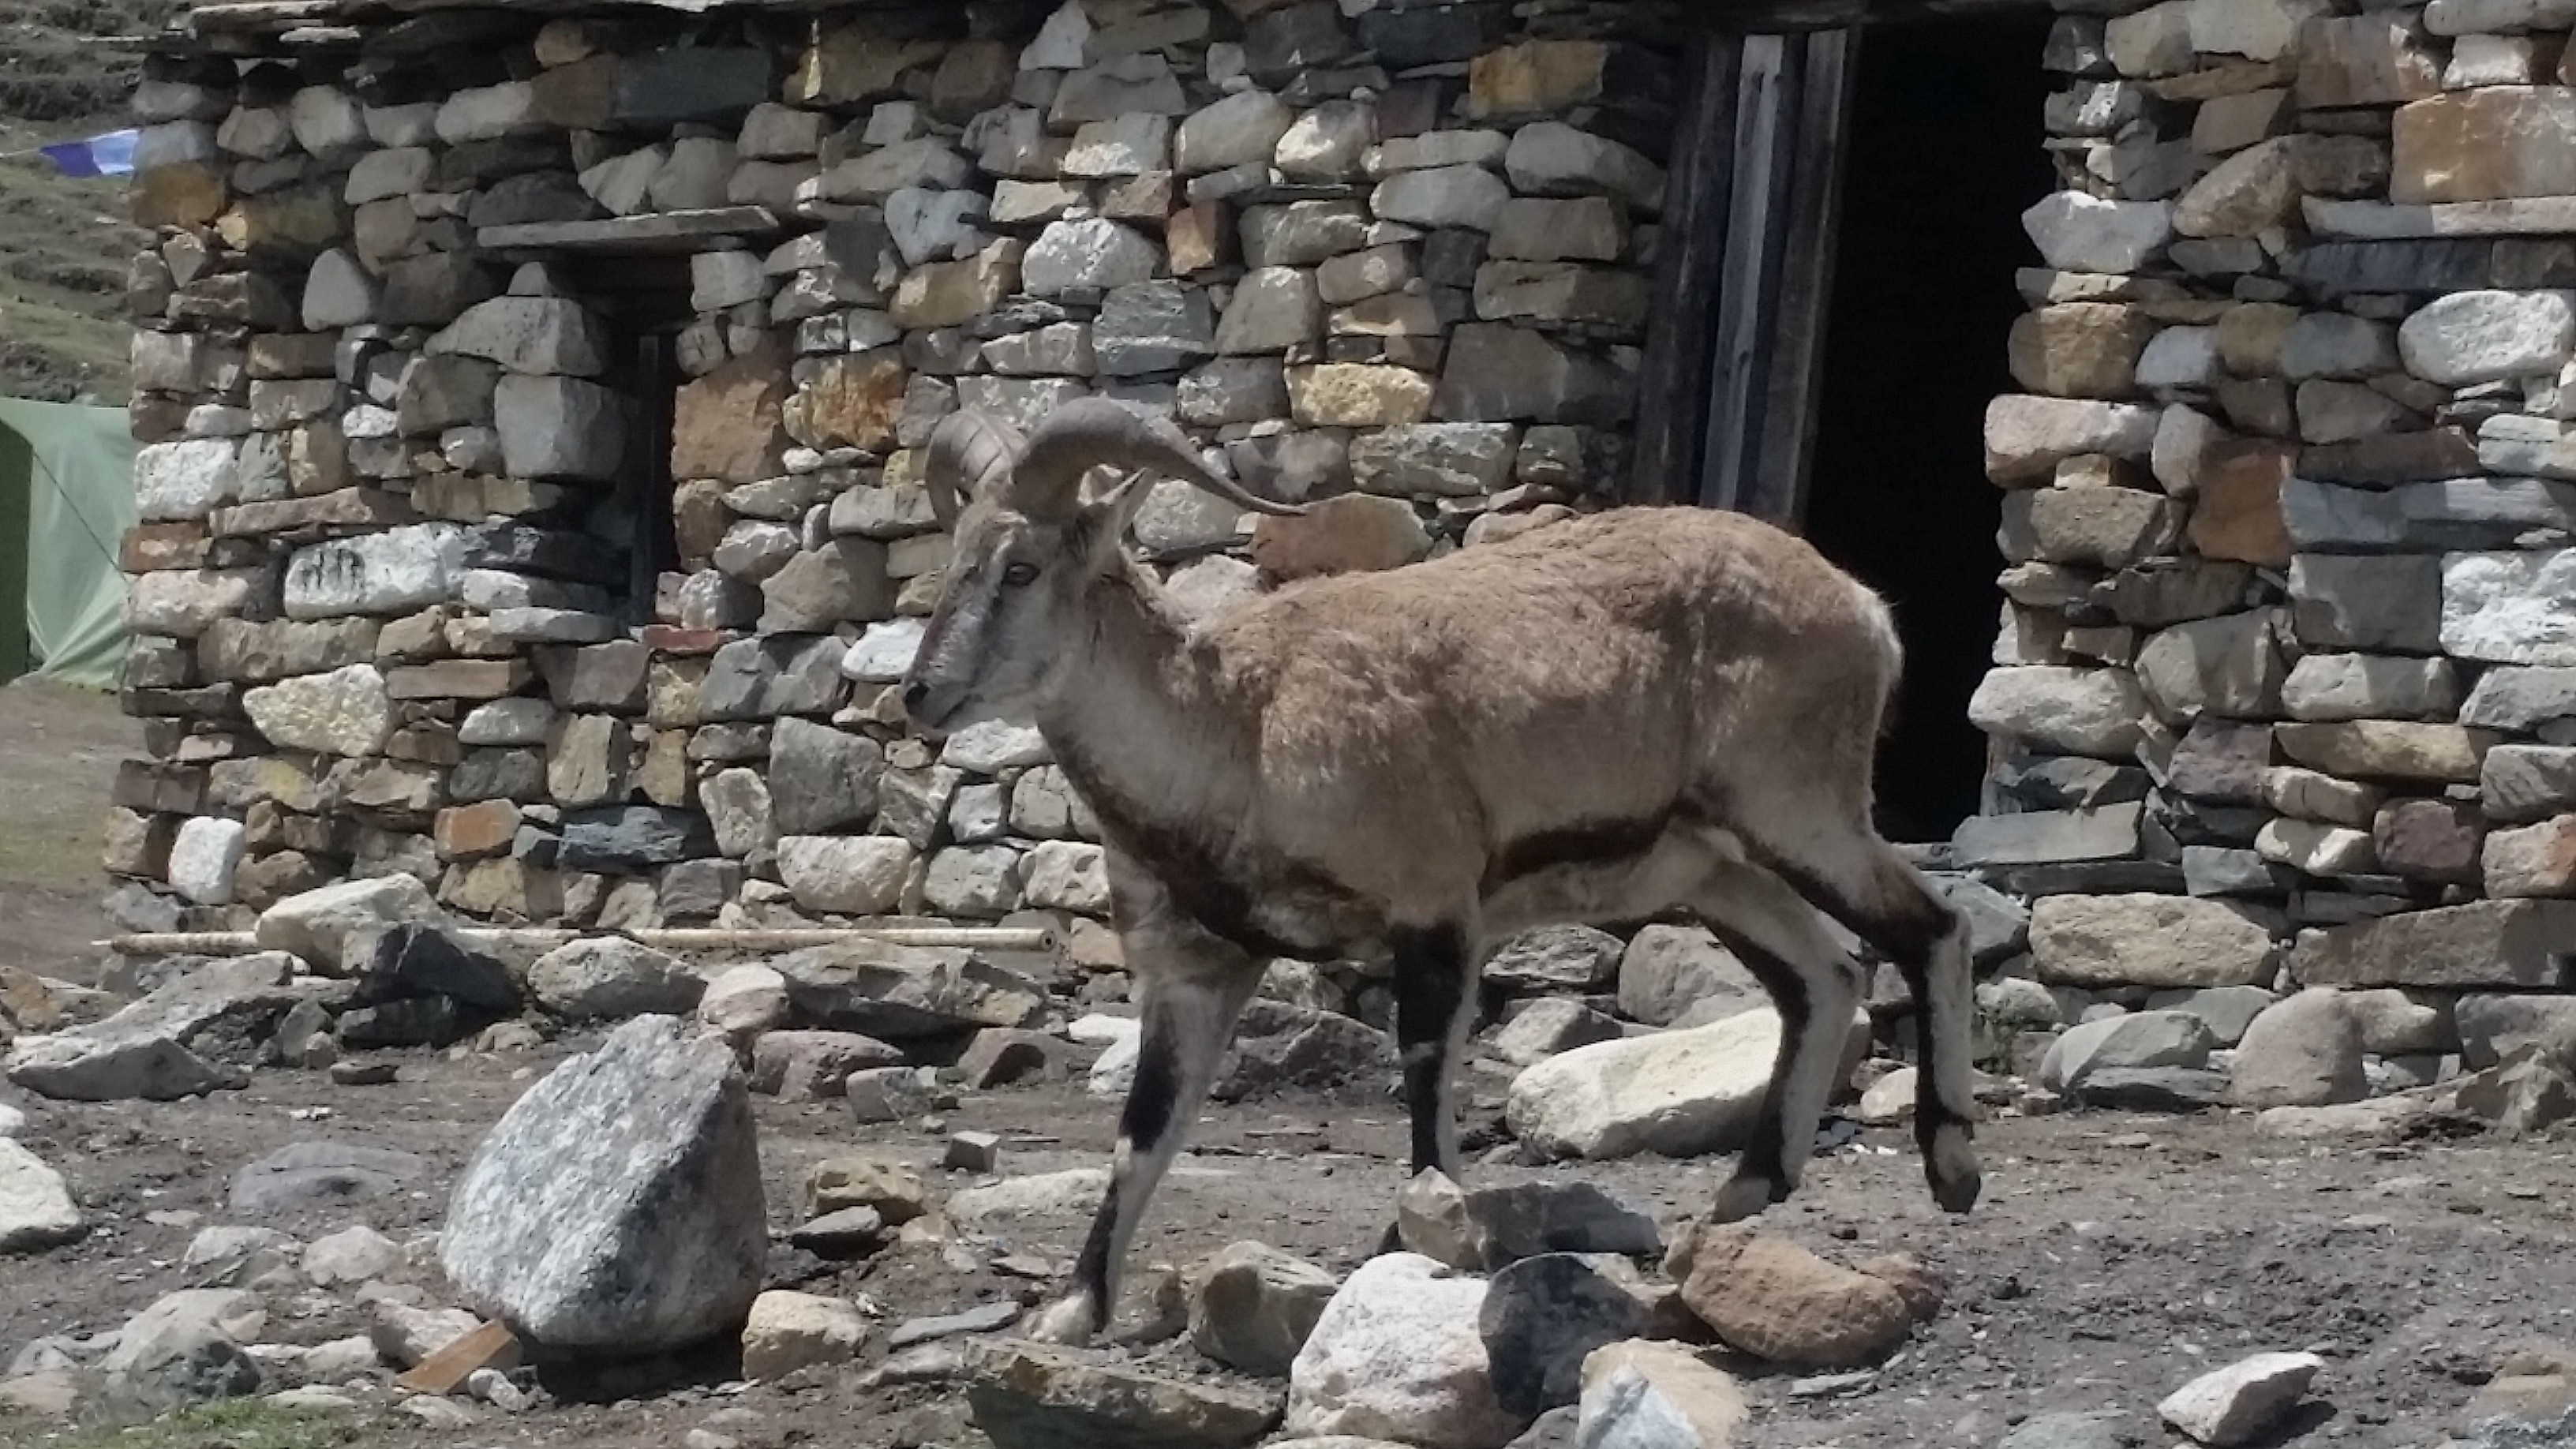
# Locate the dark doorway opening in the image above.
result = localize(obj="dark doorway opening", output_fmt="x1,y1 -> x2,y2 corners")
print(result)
1802,10 -> 2055,844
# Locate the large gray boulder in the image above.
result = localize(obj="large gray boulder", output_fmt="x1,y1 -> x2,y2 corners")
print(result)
440,1016 -> 765,1354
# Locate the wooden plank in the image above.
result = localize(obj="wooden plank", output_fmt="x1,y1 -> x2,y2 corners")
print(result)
1747,26 -> 1860,525
477,207 -> 782,255
1628,29 -> 1742,506
1698,34 -> 1797,511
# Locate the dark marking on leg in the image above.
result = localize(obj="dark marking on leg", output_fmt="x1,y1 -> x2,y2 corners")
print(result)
1485,812 -> 1675,888
1710,932 -> 1810,1204
1391,922 -> 1470,1178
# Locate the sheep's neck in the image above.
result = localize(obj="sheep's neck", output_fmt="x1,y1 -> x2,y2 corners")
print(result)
1038,560 -> 1254,837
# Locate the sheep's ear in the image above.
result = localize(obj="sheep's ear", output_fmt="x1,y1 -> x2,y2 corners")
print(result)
1080,468 -> 1155,541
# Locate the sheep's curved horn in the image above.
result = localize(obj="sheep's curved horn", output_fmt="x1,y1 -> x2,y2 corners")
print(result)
923,410 -> 1027,528
1015,398 -> 1306,521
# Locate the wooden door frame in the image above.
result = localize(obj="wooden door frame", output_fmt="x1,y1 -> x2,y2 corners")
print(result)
1631,22 -> 1862,524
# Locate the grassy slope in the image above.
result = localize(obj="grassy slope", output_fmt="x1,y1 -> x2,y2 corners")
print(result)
0,0 -> 187,403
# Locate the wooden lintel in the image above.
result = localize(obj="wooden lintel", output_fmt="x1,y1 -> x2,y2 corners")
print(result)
477,206 -> 784,256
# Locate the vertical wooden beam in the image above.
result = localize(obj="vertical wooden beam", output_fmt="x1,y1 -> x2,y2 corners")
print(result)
1750,25 -> 1861,524
1692,25 -> 1863,525
1698,32 -> 1796,514
1628,25 -> 1742,505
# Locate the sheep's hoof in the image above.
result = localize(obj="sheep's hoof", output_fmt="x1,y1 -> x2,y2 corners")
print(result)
1706,1171 -> 1780,1226
1926,1122 -> 1983,1215
1022,1293 -> 1099,1346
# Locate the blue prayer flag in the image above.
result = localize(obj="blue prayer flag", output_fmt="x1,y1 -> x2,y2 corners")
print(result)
37,129 -> 140,178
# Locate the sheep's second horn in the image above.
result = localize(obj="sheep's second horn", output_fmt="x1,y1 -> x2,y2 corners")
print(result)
1014,398 -> 1307,521
923,410 -> 1028,528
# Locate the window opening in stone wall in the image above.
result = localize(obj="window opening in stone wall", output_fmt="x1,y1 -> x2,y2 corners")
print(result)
559,268 -> 691,628
1800,9 -> 2057,845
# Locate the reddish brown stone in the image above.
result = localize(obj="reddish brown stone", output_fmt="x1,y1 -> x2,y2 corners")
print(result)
642,625 -> 728,656
434,800 -> 522,861
2487,816 -> 2576,898
784,349 -> 907,454
672,342 -> 791,486
2375,796 -> 2484,886
2188,440 -> 2293,567
122,522 -> 212,573
384,660 -> 533,701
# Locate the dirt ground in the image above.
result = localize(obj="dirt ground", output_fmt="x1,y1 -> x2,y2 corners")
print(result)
5,681 -> 2575,1448
0,681 -> 137,983
3,1043 -> 2574,1449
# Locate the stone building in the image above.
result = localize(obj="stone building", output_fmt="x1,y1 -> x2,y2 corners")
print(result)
104,0 -> 2576,1036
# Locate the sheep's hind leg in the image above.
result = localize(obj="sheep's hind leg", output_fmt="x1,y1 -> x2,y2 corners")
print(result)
1028,945 -> 1258,1344
1686,859 -> 1866,1223
1757,832 -> 1983,1215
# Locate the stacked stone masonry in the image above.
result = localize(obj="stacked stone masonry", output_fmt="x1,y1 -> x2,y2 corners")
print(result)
111,0 -> 1680,1000
1970,0 -> 2576,1080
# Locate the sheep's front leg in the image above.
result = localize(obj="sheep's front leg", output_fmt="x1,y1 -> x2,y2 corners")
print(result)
1392,921 -> 1478,1179
1028,914 -> 1257,1345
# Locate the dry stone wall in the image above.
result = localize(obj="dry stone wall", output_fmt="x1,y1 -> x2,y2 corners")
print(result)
1971,0 -> 2576,1088
110,0 -> 1681,1009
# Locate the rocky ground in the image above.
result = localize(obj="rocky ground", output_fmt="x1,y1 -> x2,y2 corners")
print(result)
6,695 -> 2576,1449
2,936 -> 2575,1449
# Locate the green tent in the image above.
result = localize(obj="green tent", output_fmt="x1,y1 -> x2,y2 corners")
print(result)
0,398 -> 134,691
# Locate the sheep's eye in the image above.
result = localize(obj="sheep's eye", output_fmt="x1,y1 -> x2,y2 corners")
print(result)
1002,562 -> 1039,587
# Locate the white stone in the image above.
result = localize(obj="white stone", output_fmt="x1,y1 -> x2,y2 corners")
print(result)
942,719 -> 1050,773
2039,1011 -> 2216,1093
2399,290 -> 2576,385
1276,101 -> 1374,181
1217,266 -> 1322,355
741,1290 -> 867,1380
698,964 -> 789,1043
530,938 -> 706,1020
1968,665 -> 2148,757
842,619 -> 927,682
365,103 -> 438,148
284,524 -> 463,619
1062,112 -> 1170,178
1285,1253 -> 1521,1448
435,82 -> 539,144
136,438 -> 240,522
1576,1339 -> 1749,1449
2157,1352 -> 2324,1447
1084,1017 -> 1144,1098
1503,122 -> 1664,211
2425,0 -> 2576,35
1024,219 -> 1162,296
301,1225 -> 399,1287
1371,165 -> 1511,231
255,874 -> 444,973
888,186 -> 991,268
2022,193 -> 2176,274
1176,90 -> 1294,173
496,376 -> 623,481
169,818 -> 248,907
459,697 -> 560,747
0,1140 -> 88,1253
1024,0 -> 1091,69
690,251 -> 766,313
429,297 -> 608,376
1503,1009 -> 1780,1161
2443,550 -> 2576,666
1023,841 -> 1110,915
302,248 -> 380,331
581,146 -> 668,216
288,85 -> 366,159
775,836 -> 913,915
244,665 -> 395,757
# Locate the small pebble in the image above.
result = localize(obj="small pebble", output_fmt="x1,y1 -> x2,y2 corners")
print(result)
331,1061 -> 400,1087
